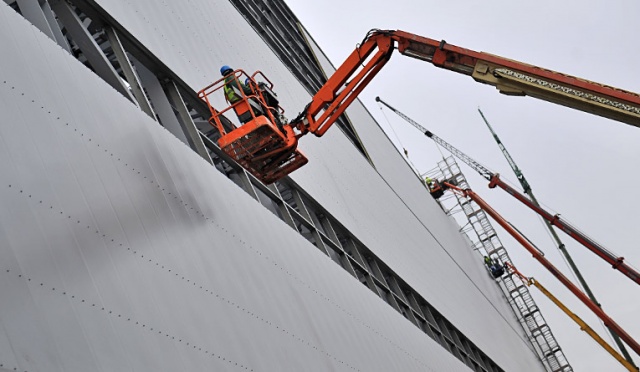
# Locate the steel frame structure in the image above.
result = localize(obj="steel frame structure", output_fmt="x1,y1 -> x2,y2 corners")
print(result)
428,157 -> 571,372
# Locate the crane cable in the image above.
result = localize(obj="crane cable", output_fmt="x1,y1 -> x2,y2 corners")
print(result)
377,103 -> 424,175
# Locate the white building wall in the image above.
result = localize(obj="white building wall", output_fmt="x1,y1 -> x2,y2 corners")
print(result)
0,1 -> 543,371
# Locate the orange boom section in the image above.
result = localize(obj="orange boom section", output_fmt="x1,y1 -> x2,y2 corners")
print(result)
198,69 -> 307,184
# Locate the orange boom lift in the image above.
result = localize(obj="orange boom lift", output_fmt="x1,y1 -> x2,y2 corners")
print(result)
198,29 -> 640,184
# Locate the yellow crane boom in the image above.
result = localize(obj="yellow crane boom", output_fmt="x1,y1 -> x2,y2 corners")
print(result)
505,263 -> 638,371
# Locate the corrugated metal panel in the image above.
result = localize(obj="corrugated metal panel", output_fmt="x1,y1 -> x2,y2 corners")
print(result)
0,4 -> 473,371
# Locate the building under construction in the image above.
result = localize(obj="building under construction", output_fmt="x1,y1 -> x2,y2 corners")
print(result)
0,0 -> 583,370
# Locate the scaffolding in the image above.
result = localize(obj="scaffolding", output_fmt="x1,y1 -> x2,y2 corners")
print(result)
426,156 -> 572,372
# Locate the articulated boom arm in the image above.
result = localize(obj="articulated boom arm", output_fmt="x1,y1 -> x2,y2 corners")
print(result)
294,30 -> 395,136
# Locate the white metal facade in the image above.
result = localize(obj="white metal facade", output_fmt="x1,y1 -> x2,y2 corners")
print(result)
0,1 -> 545,371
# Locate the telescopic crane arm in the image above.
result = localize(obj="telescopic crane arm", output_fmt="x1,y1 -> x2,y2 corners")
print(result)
376,97 -> 640,286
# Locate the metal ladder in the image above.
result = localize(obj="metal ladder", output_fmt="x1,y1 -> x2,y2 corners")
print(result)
428,156 -> 572,372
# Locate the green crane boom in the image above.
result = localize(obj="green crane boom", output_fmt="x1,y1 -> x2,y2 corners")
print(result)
477,109 -> 530,192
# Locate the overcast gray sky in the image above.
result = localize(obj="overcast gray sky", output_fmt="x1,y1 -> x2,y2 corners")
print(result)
284,0 -> 640,370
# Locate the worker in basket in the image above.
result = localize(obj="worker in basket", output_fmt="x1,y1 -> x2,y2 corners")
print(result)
491,262 -> 505,278
425,177 -> 434,188
221,65 -> 251,103
483,256 -> 504,278
425,177 -> 445,199
220,65 -> 255,124
220,65 -> 286,133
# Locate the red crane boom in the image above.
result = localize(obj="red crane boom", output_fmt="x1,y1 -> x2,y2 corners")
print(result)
488,175 -> 640,285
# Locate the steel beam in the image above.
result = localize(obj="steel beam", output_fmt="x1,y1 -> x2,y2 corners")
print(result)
40,0 -> 70,52
104,26 -> 155,118
16,0 -> 54,39
13,0 -> 70,52
49,0 -> 133,100
198,133 -> 260,201
291,188 -> 328,254
134,63 -> 190,145
164,80 -> 212,165
269,183 -> 296,228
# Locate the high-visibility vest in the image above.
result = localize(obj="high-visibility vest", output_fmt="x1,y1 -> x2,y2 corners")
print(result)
224,75 -> 243,103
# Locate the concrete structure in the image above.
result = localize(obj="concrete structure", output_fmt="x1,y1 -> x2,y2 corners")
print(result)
0,0 -> 554,370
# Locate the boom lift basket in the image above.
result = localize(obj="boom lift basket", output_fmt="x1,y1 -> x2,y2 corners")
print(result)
198,70 -> 307,184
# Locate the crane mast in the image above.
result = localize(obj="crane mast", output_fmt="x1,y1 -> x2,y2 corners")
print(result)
477,109 -> 530,192
477,109 -> 636,366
